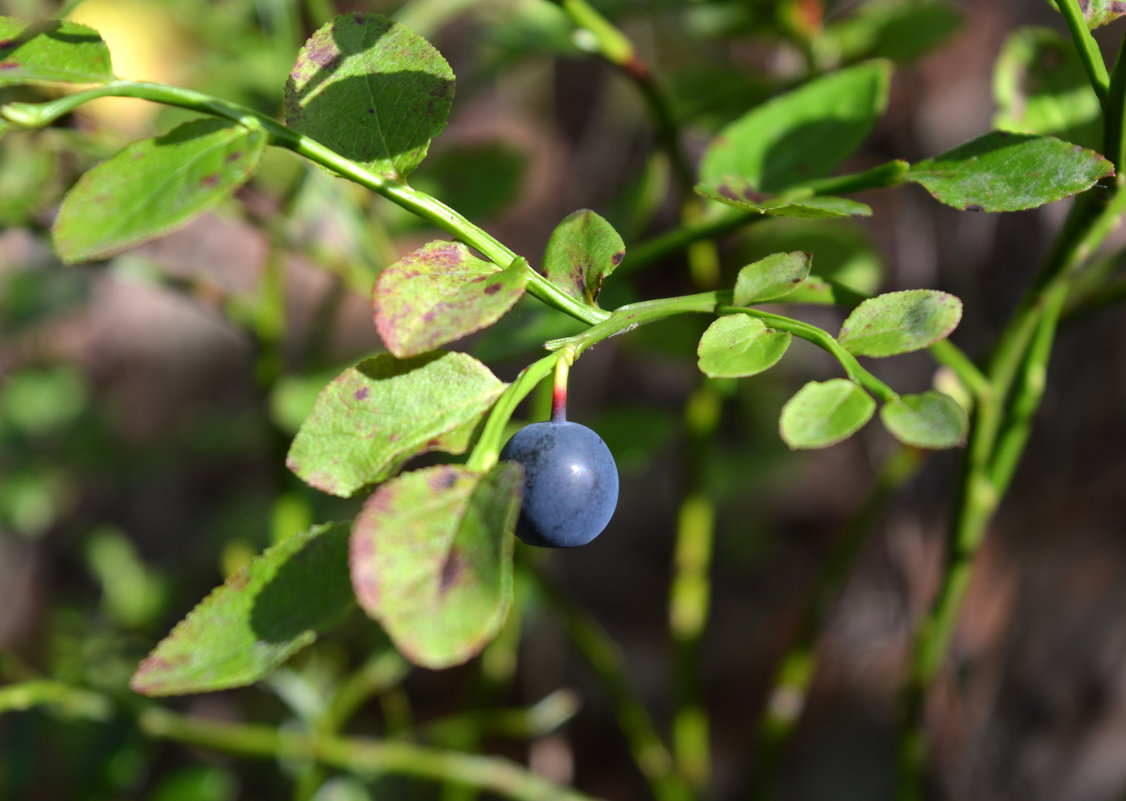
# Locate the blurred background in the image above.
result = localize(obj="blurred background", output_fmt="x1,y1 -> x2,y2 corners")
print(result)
2,1 -> 1126,799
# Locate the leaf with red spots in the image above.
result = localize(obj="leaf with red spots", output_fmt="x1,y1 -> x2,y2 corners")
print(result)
373,241 -> 526,358
0,17 -> 113,87
131,523 -> 353,696
285,13 -> 454,181
53,118 -> 266,263
287,352 -> 505,497
350,463 -> 522,669
700,60 -> 891,193
542,209 -> 625,306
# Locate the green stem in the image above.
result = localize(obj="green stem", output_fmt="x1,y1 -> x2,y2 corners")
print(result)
546,291 -> 726,353
928,339 -> 991,402
139,707 -> 605,801
1058,0 -> 1111,99
669,384 -> 721,791
720,307 -> 898,402
466,353 -> 561,472
624,210 -> 759,274
0,81 -> 608,327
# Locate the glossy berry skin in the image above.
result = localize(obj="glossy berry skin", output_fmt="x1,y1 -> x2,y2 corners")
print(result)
499,421 -> 619,548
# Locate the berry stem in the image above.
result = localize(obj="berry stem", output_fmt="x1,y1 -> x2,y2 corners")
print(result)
551,348 -> 575,423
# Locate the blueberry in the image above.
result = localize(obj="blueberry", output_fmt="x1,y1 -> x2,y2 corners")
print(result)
499,421 -> 619,548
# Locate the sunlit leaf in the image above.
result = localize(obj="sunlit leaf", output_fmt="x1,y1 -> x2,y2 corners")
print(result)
733,251 -> 812,305
53,119 -> 266,263
779,379 -> 875,449
542,209 -> 625,305
285,13 -> 454,180
373,242 -> 526,358
351,464 -> 521,668
0,17 -> 113,86
838,290 -> 962,357
697,315 -> 791,378
287,352 -> 505,497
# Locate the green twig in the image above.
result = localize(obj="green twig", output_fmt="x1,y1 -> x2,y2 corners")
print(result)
669,385 -> 721,791
1058,0 -> 1111,99
720,306 -> 898,402
466,352 -> 561,472
0,81 -> 608,327
139,707 -> 605,801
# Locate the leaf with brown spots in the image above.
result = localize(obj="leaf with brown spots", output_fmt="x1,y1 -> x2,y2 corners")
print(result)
350,463 -> 522,669
0,17 -> 113,87
285,13 -> 454,180
542,209 -> 625,306
373,242 -> 526,358
287,351 -> 506,497
53,118 -> 266,263
131,523 -> 353,696
695,179 -> 872,219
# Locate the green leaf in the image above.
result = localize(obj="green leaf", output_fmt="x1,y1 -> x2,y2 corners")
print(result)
285,13 -> 455,181
880,391 -> 967,449
53,119 -> 266,263
905,131 -> 1114,212
697,315 -> 791,378
287,352 -> 505,497
0,680 -> 111,720
734,251 -> 812,305
700,60 -> 891,193
696,180 -> 872,218
373,242 -> 527,358
1047,0 -> 1126,29
825,0 -> 962,64
0,18 -> 113,86
542,209 -> 625,305
779,379 -> 875,449
131,523 -> 353,696
350,463 -> 521,669
838,290 -> 962,357
993,27 -> 1100,143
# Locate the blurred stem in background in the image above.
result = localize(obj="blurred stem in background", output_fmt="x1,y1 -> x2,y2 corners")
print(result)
898,5 -> 1126,797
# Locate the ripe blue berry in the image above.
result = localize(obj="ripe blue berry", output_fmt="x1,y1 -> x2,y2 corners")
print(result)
499,421 -> 619,548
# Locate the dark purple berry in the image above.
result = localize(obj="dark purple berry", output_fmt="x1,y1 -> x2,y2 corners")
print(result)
499,421 -> 619,548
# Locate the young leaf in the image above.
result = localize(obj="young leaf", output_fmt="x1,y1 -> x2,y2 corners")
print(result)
700,60 -> 891,193
696,180 -> 872,218
906,132 -> 1114,212
993,28 -> 1100,141
285,13 -> 455,181
350,463 -> 521,669
0,18 -> 113,87
131,523 -> 353,696
287,352 -> 505,497
697,315 -> 791,378
1047,0 -> 1126,29
734,251 -> 813,305
880,391 -> 967,449
779,379 -> 875,449
542,209 -> 625,305
839,290 -> 962,357
53,119 -> 266,263
373,242 -> 526,358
